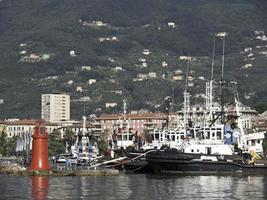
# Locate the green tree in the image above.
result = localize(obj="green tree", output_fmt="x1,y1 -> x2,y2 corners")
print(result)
48,129 -> 65,156
142,129 -> 152,143
98,129 -> 109,154
0,131 -> 8,156
6,136 -> 18,156
255,103 -> 267,114
63,128 -> 76,151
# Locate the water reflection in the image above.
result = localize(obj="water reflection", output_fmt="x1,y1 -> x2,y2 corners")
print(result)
31,176 -> 48,200
1,174 -> 267,200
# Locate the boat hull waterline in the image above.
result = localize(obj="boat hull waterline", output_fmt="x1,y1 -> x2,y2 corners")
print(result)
147,157 -> 267,175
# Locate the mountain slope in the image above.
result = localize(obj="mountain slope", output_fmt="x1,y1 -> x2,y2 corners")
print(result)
0,0 -> 267,118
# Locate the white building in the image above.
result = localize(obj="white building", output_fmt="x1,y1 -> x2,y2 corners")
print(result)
0,119 -> 59,138
148,72 -> 157,78
88,79 -> 97,85
76,86 -> 83,92
167,22 -> 176,28
105,102 -> 117,108
81,66 -> 91,71
41,94 -> 70,122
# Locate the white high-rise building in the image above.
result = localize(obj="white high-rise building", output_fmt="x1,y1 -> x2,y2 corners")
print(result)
41,94 -> 70,122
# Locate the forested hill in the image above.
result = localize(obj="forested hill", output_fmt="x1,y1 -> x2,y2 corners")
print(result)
0,0 -> 267,118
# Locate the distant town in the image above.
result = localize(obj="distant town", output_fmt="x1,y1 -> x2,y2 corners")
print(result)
0,93 -> 266,139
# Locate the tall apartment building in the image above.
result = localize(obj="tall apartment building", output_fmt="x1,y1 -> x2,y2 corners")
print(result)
41,94 -> 70,122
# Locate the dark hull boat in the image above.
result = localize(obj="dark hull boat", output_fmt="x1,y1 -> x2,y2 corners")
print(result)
146,150 -> 267,175
123,159 -> 153,173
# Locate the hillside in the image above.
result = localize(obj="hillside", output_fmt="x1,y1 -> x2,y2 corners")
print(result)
0,0 -> 267,119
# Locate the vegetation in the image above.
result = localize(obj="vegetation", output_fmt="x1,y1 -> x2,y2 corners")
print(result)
97,129 -> 109,154
0,131 -> 19,156
255,103 -> 267,114
0,0 -> 267,119
142,129 -> 153,143
63,128 -> 76,149
48,130 -> 65,156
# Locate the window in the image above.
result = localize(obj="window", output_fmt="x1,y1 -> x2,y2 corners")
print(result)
191,149 -> 194,153
40,127 -> 45,135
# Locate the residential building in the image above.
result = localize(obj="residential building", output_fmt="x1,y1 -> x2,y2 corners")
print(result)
0,119 -> 59,138
59,121 -> 102,137
88,79 -> 97,85
172,75 -> 183,81
105,102 -> 118,108
167,22 -> 176,28
41,94 -> 70,122
76,86 -> 83,92
148,72 -> 157,78
97,112 -> 166,135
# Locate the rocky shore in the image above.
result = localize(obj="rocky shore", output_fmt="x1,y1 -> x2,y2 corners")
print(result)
0,163 -> 119,176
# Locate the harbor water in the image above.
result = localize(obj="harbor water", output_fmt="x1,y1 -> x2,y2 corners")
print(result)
0,174 -> 267,200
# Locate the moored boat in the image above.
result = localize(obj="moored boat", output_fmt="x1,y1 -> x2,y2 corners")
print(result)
146,149 -> 267,174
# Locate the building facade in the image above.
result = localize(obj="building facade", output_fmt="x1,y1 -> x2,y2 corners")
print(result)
0,119 -> 59,138
97,112 -> 166,135
41,94 -> 70,122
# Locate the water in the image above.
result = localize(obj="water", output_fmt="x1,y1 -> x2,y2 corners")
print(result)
0,174 -> 267,200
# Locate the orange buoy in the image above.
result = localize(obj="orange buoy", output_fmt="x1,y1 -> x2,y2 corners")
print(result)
28,121 -> 51,171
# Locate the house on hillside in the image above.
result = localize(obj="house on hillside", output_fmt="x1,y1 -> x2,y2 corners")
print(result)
167,22 -> 176,28
105,102 -> 117,108
88,79 -> 97,85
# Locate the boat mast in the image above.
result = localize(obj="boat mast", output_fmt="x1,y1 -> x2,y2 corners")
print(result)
183,59 -> 190,130
122,98 -> 128,141
233,82 -> 247,150
206,37 -> 216,124
217,32 -> 227,124
82,115 -> 87,136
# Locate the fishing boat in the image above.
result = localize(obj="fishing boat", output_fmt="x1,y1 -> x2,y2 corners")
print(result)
145,101 -> 266,174
145,33 -> 267,174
